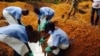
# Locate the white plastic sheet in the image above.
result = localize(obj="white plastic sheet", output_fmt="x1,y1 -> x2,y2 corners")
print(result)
28,41 -> 44,56
0,34 -> 29,56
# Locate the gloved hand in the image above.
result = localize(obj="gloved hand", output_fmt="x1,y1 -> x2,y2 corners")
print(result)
29,50 -> 34,56
39,37 -> 45,45
40,18 -> 48,30
29,52 -> 33,56
45,46 -> 52,53
38,23 -> 46,32
38,25 -> 41,32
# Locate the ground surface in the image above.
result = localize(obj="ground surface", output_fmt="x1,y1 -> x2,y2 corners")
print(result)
0,1 -> 100,56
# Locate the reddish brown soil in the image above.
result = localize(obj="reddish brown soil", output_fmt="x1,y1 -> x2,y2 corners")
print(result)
0,1 -> 100,56
0,42 -> 14,56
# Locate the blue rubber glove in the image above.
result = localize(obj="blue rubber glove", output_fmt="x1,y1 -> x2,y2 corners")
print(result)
45,46 -> 52,53
39,37 -> 45,45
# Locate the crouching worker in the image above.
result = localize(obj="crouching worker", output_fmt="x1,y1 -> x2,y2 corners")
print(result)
40,22 -> 70,56
2,6 -> 29,25
0,24 -> 33,56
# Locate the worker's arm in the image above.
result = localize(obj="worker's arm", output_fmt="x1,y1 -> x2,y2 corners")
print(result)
17,19 -> 22,25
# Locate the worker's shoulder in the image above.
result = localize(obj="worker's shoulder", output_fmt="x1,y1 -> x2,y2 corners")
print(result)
8,24 -> 25,30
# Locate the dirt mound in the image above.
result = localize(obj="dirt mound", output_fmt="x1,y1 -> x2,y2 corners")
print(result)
0,1 -> 100,56
0,42 -> 14,56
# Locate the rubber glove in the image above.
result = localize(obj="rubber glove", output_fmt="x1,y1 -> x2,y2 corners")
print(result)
29,50 -> 34,56
38,23 -> 45,32
38,25 -> 41,32
40,18 -> 47,30
45,46 -> 52,53
39,37 -> 45,45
